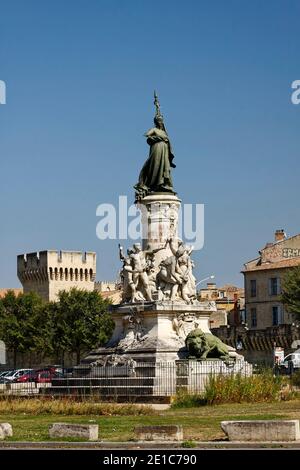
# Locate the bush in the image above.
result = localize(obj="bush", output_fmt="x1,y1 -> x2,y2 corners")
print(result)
290,370 -> 300,387
171,372 -> 293,407
204,371 -> 287,404
171,389 -> 206,408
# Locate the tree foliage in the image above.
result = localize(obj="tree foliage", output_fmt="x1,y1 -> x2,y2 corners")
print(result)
281,266 -> 300,317
0,290 -> 44,367
0,288 -> 114,366
53,288 -> 114,364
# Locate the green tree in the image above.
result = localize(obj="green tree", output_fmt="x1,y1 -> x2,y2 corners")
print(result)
54,288 -> 114,365
32,301 -> 58,359
0,290 -> 44,368
281,266 -> 300,318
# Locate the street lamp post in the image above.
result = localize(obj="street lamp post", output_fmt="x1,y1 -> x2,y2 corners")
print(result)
195,275 -> 215,288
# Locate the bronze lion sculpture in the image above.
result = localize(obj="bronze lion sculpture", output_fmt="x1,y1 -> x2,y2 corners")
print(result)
185,328 -> 230,361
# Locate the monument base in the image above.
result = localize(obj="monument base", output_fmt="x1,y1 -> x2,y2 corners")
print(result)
80,300 -> 217,367
44,301 -> 250,400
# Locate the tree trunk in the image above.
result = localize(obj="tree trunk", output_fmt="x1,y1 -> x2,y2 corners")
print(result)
76,349 -> 81,365
61,352 -> 65,369
13,349 -> 17,369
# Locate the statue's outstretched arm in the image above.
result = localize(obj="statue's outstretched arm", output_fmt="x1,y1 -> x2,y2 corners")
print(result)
150,239 -> 169,255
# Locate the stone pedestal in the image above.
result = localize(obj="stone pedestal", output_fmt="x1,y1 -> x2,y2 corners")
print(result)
81,300 -> 217,365
80,191 -> 226,371
138,193 -> 181,270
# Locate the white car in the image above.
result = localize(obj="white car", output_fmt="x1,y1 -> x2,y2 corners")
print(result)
3,369 -> 33,382
281,353 -> 300,369
0,371 -> 11,378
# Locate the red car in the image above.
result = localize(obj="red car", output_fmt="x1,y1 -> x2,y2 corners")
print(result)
15,370 -> 37,383
15,369 -> 63,383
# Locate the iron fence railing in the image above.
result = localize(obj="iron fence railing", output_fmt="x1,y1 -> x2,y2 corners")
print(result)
0,360 -> 253,399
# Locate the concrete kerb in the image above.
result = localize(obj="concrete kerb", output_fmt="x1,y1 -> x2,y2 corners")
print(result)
134,425 -> 183,441
49,423 -> 99,441
1,440 -> 300,449
221,420 -> 300,442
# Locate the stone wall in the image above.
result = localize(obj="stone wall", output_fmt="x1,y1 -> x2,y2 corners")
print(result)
244,267 -> 296,329
261,234 -> 300,263
212,324 -> 300,365
17,250 -> 96,302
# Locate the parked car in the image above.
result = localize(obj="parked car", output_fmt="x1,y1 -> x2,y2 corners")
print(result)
4,369 -> 33,382
62,367 -> 73,377
0,371 -> 13,383
15,368 -> 64,384
0,371 -> 11,378
44,365 -> 64,375
280,353 -> 300,370
14,370 -> 38,383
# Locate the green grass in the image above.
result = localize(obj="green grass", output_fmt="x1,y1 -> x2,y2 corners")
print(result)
1,399 -> 300,442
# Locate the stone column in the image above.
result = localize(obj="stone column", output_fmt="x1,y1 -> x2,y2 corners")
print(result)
137,194 -> 181,269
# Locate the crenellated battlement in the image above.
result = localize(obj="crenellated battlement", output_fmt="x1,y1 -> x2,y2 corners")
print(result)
17,251 -> 48,271
95,281 -> 117,292
17,250 -> 97,301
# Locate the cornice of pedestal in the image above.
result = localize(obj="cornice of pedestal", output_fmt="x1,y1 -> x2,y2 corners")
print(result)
111,300 -> 217,314
138,193 -> 182,205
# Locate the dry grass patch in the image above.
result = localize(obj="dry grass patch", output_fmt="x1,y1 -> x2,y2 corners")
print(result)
0,398 -> 154,416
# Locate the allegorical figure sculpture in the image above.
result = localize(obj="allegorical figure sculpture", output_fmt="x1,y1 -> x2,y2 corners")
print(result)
185,328 -> 230,361
119,241 -> 167,302
134,91 -> 176,201
157,238 -> 197,303
119,237 -> 197,304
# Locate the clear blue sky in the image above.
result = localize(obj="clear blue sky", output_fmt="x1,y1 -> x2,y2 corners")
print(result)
1,0 -> 299,288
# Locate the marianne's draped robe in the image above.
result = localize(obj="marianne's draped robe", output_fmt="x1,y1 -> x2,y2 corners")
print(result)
135,128 -> 175,198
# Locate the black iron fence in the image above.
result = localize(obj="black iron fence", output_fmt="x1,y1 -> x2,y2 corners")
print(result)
0,360 -> 253,400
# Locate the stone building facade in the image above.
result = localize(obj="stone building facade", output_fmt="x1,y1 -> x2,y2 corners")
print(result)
199,282 -> 245,328
17,250 -> 96,302
94,281 -> 117,293
94,280 -> 122,304
243,230 -> 300,330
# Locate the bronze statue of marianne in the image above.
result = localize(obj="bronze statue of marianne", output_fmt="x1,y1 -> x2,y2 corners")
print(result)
134,92 -> 176,201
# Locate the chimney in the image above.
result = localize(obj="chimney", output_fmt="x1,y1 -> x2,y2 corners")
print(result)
207,282 -> 217,290
275,229 -> 286,242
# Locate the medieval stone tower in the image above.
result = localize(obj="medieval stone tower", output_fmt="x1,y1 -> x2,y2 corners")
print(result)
17,250 -> 96,301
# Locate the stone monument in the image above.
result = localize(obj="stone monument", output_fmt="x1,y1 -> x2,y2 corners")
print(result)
82,92 -> 233,368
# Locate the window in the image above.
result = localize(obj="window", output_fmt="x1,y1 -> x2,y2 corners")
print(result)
251,308 -> 257,327
272,306 -> 283,325
250,280 -> 257,297
269,277 -> 281,296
